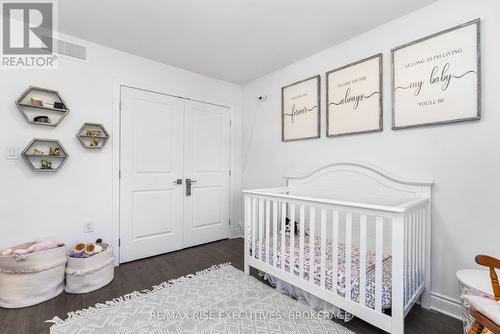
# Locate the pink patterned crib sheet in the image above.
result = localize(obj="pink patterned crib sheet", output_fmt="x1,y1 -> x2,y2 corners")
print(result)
253,234 -> 393,310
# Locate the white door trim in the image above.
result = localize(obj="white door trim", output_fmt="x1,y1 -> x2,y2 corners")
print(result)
112,78 -> 233,266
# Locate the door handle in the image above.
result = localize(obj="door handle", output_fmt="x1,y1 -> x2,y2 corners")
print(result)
173,178 -> 183,185
186,178 -> 197,196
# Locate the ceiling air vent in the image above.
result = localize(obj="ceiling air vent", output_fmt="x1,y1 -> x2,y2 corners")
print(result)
54,39 -> 87,62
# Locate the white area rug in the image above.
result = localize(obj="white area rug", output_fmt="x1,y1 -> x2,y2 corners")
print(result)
48,264 -> 354,333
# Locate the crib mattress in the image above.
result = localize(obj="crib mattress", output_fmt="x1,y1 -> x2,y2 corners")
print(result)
253,234 -> 392,310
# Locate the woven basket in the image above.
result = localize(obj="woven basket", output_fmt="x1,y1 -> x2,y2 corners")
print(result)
65,244 -> 115,294
459,278 -> 495,334
0,243 -> 67,308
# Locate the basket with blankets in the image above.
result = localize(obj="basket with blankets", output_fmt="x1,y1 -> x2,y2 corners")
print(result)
0,240 -> 67,308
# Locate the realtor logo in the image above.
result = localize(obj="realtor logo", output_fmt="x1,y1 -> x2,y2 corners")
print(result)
1,1 -> 57,68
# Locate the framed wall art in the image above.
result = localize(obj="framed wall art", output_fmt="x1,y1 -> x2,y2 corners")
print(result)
326,54 -> 383,137
392,19 -> 480,130
281,75 -> 320,141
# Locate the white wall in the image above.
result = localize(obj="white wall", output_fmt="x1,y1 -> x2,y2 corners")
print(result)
242,0 -> 500,318
0,34 -> 243,255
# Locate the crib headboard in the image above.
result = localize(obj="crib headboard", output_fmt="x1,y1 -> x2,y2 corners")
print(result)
285,162 -> 432,207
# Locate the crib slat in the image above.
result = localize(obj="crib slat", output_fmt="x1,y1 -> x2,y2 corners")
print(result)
251,197 -> 257,258
309,207 -> 316,284
408,214 -> 412,302
404,215 -> 408,304
320,209 -> 327,288
332,210 -> 339,294
414,211 -> 418,296
290,204 -> 296,275
423,206 -> 428,291
281,202 -> 286,270
409,213 -> 413,301
265,200 -> 271,264
416,209 -> 420,287
299,206 -> 305,279
422,207 -> 427,287
419,208 -> 424,286
258,199 -> 264,261
407,213 -> 411,302
244,196 -> 251,274
418,209 -> 424,286
244,196 -> 250,253
408,212 -> 413,300
375,217 -> 384,312
359,214 -> 367,307
415,209 -> 419,287
412,211 -> 417,297
345,213 -> 352,301
273,200 -> 278,267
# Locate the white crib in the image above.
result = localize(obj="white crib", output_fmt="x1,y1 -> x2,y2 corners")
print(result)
243,162 -> 432,334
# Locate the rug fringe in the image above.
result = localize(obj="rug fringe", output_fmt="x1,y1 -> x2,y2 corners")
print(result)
46,262 -> 232,328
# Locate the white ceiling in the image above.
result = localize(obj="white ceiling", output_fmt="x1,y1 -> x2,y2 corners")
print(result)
58,0 -> 437,85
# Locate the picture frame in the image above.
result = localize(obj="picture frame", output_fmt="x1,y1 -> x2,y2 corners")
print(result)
392,19 -> 481,130
281,75 -> 320,142
326,54 -> 383,137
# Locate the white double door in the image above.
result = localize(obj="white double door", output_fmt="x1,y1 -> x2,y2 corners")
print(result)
120,87 -> 230,263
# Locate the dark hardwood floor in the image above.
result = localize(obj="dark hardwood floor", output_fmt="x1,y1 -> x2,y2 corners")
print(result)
0,238 -> 462,334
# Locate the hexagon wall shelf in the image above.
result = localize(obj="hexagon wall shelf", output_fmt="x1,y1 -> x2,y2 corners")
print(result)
76,123 -> 110,149
16,86 -> 69,127
22,139 -> 69,172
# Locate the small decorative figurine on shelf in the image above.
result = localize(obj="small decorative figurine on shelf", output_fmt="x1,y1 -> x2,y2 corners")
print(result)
76,123 -> 109,149
40,159 -> 52,169
30,97 -> 43,107
49,146 -> 60,156
86,130 -> 102,137
33,116 -> 50,124
53,102 -> 66,110
33,148 -> 45,155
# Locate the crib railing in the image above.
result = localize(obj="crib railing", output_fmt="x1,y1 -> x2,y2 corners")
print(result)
403,204 -> 429,314
243,188 -> 430,334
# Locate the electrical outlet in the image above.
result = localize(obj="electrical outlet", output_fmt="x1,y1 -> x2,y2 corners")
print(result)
5,146 -> 18,160
84,221 -> 94,233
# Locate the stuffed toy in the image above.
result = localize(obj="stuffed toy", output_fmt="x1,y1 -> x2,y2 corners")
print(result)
0,248 -> 13,256
284,218 -> 310,236
70,239 -> 105,258
13,240 -> 63,256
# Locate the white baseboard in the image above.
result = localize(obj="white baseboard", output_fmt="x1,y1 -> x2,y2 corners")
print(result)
430,291 -> 462,321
